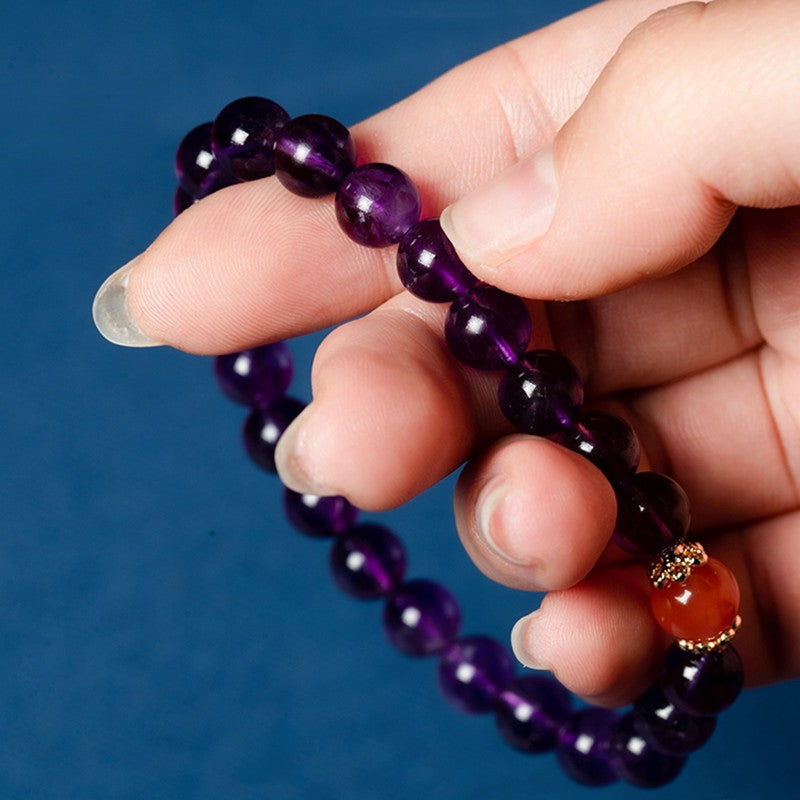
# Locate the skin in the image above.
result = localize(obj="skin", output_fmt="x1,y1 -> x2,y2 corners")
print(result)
109,0 -> 800,707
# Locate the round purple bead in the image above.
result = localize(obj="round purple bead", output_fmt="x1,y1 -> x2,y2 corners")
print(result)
283,489 -> 359,538
661,643 -> 744,716
214,343 -> 293,408
173,185 -> 195,216
495,675 -> 572,753
437,636 -> 515,714
242,396 -> 306,473
445,285 -> 532,370
210,96 -> 290,181
556,708 -> 619,786
329,523 -> 407,599
498,349 -> 583,436
175,122 -> 238,199
609,713 -> 687,787
383,579 -> 460,657
613,472 -> 691,557
562,410 -> 640,487
335,163 -> 421,247
396,218 -> 476,302
632,683 -> 716,755
274,114 -> 356,197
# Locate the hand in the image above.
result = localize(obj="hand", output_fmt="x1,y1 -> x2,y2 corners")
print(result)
93,0 -> 800,707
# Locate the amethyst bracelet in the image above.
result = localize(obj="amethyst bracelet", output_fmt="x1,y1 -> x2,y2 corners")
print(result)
172,95 -> 745,788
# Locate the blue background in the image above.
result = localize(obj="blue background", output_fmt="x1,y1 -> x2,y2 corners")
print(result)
1,1 -> 796,798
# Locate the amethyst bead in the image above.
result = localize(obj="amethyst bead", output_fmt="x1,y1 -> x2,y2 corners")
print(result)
175,122 -> 238,199
243,396 -> 305,472
498,349 -> 583,435
396,219 -> 476,302
632,683 -> 716,755
173,185 -> 195,216
383,579 -> 461,657
211,96 -> 290,181
274,114 -> 356,197
562,411 -> 640,486
661,643 -> 744,716
437,636 -> 515,714
495,675 -> 572,753
609,713 -> 687,787
445,285 -> 532,370
284,489 -> 359,538
214,343 -> 293,408
335,163 -> 421,247
329,523 -> 407,599
555,708 -> 618,786
613,472 -> 691,557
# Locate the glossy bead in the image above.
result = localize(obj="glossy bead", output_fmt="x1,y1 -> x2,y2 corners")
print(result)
651,557 -> 740,642
562,411 -> 640,486
335,163 -> 421,247
329,523 -> 407,599
214,343 -> 293,408
242,396 -> 305,472
173,185 -> 195,216
283,489 -> 358,538
609,713 -> 687,787
661,643 -> 744,715
498,349 -> 583,435
274,114 -> 356,197
555,708 -> 618,786
383,579 -> 461,657
175,122 -> 238,199
495,675 -> 572,753
633,683 -> 716,755
396,218 -> 476,302
445,285 -> 532,370
613,472 -> 691,557
437,636 -> 515,714
211,96 -> 290,180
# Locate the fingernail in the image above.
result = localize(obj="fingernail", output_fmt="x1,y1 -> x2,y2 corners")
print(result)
477,478 -> 529,566
92,256 -> 162,347
440,144 -> 557,268
510,610 -> 550,670
274,406 -> 338,497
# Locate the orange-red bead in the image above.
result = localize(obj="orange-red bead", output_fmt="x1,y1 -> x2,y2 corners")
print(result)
651,557 -> 740,643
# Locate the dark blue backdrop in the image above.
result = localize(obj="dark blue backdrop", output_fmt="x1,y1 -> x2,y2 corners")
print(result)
1,1 -> 796,798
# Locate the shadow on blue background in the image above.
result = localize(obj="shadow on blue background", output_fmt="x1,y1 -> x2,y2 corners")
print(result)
1,1 -> 796,798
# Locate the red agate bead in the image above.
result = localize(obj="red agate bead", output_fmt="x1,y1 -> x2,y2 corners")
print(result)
650,557 -> 740,642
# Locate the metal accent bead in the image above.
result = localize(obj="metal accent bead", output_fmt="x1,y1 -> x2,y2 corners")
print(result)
649,541 -> 707,589
678,615 -> 742,653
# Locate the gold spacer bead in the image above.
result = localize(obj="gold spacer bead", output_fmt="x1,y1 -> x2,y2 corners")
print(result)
677,615 -> 742,653
649,540 -> 708,590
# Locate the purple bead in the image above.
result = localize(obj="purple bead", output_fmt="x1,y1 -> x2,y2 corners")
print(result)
613,472 -> 690,557
329,523 -> 407,599
214,343 -> 293,408
632,683 -> 716,755
396,219 -> 476,302
556,708 -> 619,786
562,411 -> 640,486
335,163 -> 421,247
495,675 -> 572,752
609,713 -> 687,787
283,489 -> 359,538
274,114 -> 356,197
661,643 -> 744,716
383,579 -> 460,657
242,396 -> 305,472
175,122 -> 239,199
210,96 -> 290,181
445,285 -> 532,370
437,636 -> 515,714
498,349 -> 583,436
173,185 -> 195,216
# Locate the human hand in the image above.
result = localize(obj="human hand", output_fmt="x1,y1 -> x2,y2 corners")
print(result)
93,0 -> 800,707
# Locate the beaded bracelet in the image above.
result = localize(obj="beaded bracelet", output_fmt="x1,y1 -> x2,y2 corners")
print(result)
170,96 -> 745,788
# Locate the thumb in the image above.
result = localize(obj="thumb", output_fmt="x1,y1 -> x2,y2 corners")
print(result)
440,0 -> 800,299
